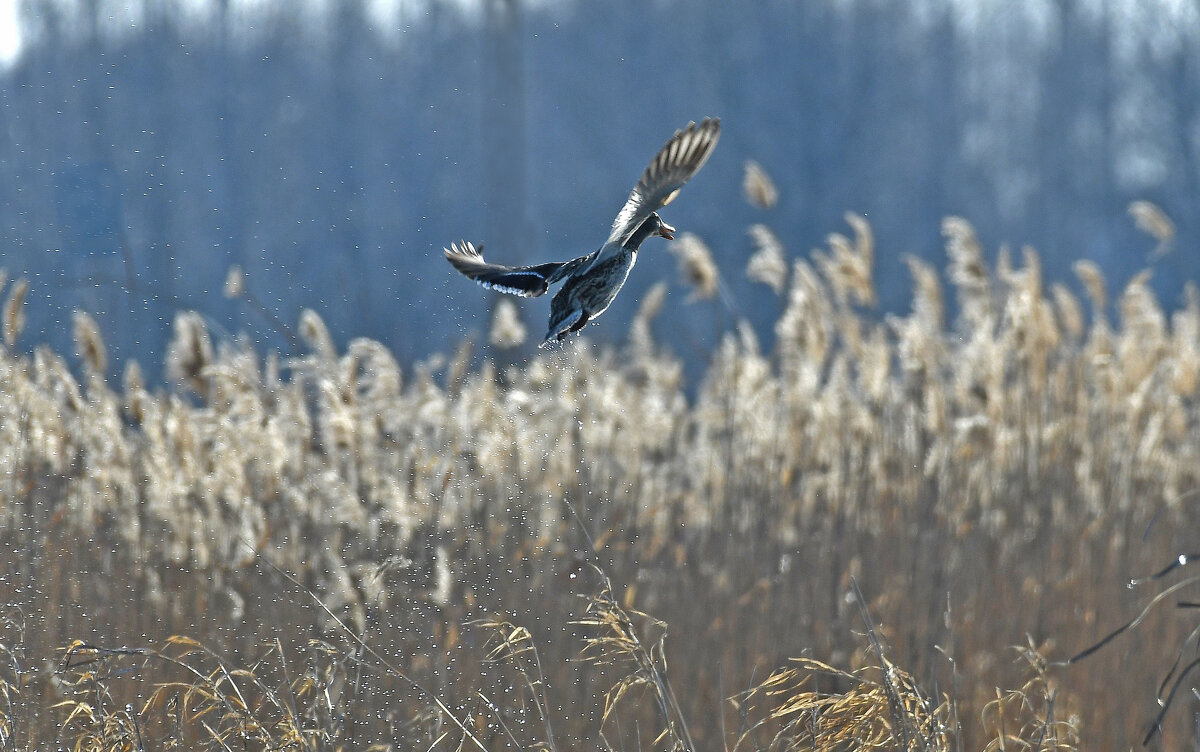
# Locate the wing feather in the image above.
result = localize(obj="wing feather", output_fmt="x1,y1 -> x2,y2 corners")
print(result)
443,241 -> 564,298
605,118 -> 721,248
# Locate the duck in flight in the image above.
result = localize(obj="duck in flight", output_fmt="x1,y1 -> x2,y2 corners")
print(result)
444,118 -> 721,347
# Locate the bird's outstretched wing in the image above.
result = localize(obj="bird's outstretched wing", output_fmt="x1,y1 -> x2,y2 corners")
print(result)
605,118 -> 721,249
443,241 -> 568,298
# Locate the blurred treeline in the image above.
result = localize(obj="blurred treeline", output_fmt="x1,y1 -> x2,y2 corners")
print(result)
1,0 -> 1198,372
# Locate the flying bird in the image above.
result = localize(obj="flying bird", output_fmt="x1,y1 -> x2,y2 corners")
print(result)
444,118 -> 721,347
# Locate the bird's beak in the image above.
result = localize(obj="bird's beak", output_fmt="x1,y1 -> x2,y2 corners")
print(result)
658,221 -> 676,241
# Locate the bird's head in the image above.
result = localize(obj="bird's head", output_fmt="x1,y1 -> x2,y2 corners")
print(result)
626,212 -> 677,249
647,212 -> 675,241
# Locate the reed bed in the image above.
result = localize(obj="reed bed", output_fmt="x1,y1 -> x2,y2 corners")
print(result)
0,202 -> 1197,749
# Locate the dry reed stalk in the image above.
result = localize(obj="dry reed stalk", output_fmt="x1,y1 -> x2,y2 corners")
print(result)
165,310 -> 214,397
743,160 -> 779,210
72,310 -> 107,376
981,646 -> 1080,752
2,278 -> 28,348
747,224 -> 788,294
489,299 -> 528,349
1128,200 -> 1174,259
669,232 -> 720,301
736,656 -> 951,752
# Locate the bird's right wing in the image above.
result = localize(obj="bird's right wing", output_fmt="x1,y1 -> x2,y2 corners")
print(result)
443,241 -> 565,298
604,118 -> 721,249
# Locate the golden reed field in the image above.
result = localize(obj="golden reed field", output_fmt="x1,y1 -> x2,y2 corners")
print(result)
1,194 -> 1199,750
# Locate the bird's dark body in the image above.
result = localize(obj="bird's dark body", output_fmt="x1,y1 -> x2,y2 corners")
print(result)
547,249 -> 637,337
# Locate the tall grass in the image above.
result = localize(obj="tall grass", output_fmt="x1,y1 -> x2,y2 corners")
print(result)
0,201 -> 1197,749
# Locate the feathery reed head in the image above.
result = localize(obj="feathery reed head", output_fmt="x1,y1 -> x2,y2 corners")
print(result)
3,277 -> 28,348
489,299 -> 528,349
165,310 -> 214,396
72,310 -> 107,375
223,264 -> 246,298
669,232 -> 719,301
746,224 -> 788,294
1128,200 -> 1175,259
743,159 -> 779,209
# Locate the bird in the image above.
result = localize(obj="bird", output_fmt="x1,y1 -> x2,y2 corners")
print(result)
444,117 -> 721,347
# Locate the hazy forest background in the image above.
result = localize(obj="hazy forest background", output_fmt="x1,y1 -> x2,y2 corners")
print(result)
4,1 -> 1200,751
2,0 -> 1199,370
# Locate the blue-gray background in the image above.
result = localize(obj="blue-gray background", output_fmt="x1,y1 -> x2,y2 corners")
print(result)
2,0 -> 1198,376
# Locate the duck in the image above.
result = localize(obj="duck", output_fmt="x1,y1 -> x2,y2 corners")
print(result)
444,118 -> 721,347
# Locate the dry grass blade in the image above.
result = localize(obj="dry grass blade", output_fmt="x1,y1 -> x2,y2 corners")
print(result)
575,567 -> 694,752
54,635 -> 360,751
1061,575 -> 1200,666
736,655 -> 950,752
475,617 -> 558,752
982,645 -> 1079,752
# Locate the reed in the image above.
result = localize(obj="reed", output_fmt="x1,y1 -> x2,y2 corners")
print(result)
0,197 -> 1195,749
